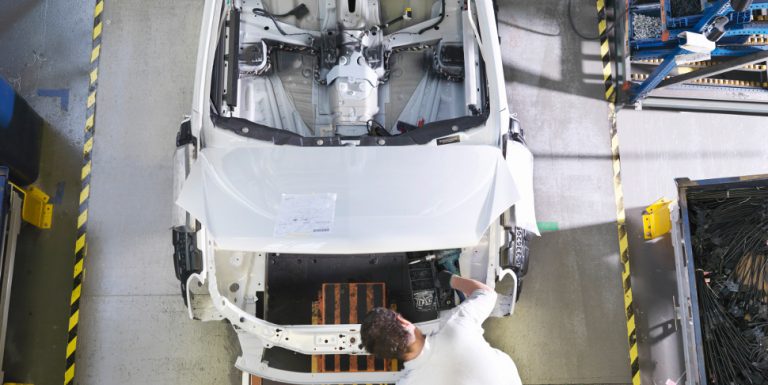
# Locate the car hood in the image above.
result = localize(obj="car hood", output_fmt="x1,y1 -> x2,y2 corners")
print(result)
177,145 -> 522,254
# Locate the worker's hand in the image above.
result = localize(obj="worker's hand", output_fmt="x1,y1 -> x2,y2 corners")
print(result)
437,270 -> 454,289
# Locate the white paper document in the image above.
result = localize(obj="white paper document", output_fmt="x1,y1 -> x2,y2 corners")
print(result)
274,193 -> 337,237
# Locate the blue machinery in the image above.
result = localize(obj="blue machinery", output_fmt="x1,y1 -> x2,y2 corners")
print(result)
621,0 -> 768,110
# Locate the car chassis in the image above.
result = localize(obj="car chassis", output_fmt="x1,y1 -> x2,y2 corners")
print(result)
172,0 -> 538,383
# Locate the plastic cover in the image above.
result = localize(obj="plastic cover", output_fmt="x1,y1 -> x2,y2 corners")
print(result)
506,140 -> 540,236
177,145 -> 522,254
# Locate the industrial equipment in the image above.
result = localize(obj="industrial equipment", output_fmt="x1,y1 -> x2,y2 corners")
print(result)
671,174 -> 768,384
0,167 -> 23,383
613,0 -> 768,113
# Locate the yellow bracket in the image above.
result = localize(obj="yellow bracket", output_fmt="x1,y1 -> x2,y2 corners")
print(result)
9,183 -> 54,229
642,198 -> 672,240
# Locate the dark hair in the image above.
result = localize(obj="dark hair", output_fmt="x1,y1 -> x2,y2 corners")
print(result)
360,307 -> 411,359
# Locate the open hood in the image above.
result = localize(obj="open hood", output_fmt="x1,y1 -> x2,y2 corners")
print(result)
177,145 -> 521,254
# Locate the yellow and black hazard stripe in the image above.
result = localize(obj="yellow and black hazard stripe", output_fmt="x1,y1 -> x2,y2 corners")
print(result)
65,1 -> 103,384
596,1 -> 640,385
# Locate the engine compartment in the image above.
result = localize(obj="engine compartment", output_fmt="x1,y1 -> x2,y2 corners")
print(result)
212,250 -> 462,325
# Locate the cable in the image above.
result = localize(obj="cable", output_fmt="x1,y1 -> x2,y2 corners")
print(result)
418,0 -> 446,34
252,7 -> 315,37
385,0 -> 447,42
380,7 -> 412,29
567,0 -> 628,40
270,4 -> 309,19
366,119 -> 392,136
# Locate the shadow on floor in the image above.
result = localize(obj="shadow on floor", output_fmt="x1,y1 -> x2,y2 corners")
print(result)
0,1 -> 43,36
485,221 -> 633,384
624,206 -> 686,385
3,121 -> 81,385
497,0 -> 610,102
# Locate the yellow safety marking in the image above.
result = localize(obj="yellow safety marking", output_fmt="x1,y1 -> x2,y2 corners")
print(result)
81,161 -> 92,180
67,1 -> 103,384
85,114 -> 94,131
68,310 -> 79,332
83,137 -> 94,154
73,259 -> 84,278
629,338 -> 638,358
77,209 -> 88,229
619,233 -> 629,252
93,22 -> 102,39
87,91 -> 96,108
79,185 -> 90,205
91,44 -> 101,63
71,284 -> 82,305
75,234 -> 86,254
66,336 -> 78,357
600,40 -> 610,57
64,364 -> 75,384
596,0 -> 640,384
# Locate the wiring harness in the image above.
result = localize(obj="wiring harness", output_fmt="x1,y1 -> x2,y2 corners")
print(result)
689,186 -> 768,384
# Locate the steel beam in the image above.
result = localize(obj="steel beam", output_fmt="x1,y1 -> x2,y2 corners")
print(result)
657,50 -> 768,88
628,0 -> 732,104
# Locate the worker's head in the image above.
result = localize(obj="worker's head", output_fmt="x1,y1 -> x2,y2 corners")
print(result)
360,307 -> 417,360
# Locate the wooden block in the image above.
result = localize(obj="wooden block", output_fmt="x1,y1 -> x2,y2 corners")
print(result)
315,283 -> 395,373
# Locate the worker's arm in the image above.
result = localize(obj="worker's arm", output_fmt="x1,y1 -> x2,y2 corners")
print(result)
438,271 -> 496,324
439,271 -> 491,297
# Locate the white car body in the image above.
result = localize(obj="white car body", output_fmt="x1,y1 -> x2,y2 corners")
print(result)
172,0 -> 537,383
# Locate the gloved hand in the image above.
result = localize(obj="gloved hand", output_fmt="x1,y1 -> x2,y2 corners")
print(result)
437,270 -> 454,289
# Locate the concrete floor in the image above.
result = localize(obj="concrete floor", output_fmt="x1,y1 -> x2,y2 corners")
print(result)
618,110 -> 768,385
486,1 -> 633,384
0,1 -> 92,384
2,0 -> 767,385
75,1 -> 241,384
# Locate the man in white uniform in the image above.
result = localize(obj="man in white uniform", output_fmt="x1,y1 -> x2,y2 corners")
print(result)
361,272 -> 522,385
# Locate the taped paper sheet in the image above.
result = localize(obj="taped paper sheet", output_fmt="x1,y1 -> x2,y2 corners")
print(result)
274,193 -> 337,237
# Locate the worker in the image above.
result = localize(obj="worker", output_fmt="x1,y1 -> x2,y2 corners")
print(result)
360,271 -> 522,385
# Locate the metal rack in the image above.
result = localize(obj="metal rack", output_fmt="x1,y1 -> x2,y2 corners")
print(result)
0,167 -> 23,383
615,0 -> 768,113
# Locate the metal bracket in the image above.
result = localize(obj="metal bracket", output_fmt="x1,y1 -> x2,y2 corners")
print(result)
642,197 -> 673,240
13,185 -> 53,229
